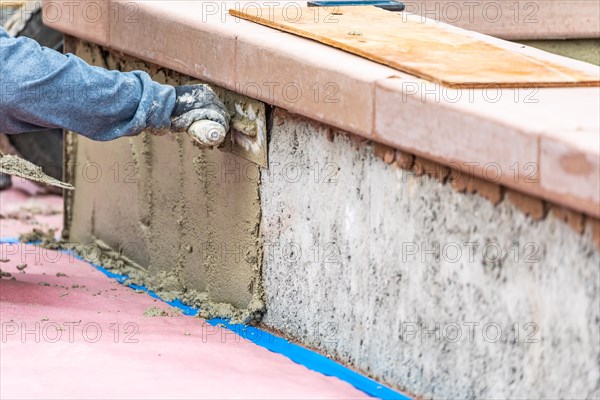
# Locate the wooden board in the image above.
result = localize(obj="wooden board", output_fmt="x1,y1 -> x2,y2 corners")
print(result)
230,6 -> 600,88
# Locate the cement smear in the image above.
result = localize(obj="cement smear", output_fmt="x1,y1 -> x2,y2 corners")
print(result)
61,38 -> 264,323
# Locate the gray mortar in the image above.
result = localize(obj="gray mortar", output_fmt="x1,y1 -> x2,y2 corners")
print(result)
63,39 -> 264,323
261,113 -> 600,399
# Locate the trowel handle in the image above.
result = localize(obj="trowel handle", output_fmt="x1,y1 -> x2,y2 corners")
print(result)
188,120 -> 227,148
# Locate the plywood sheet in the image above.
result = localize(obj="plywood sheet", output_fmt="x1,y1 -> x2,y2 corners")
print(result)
230,6 -> 600,88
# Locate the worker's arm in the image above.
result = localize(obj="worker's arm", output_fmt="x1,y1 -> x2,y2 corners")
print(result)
0,27 -> 228,141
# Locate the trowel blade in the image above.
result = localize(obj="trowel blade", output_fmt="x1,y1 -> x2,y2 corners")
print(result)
226,127 -> 268,168
0,153 -> 74,190
219,100 -> 268,168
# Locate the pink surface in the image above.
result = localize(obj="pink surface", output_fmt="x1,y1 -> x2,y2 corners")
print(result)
0,188 -> 371,399
0,181 -> 63,238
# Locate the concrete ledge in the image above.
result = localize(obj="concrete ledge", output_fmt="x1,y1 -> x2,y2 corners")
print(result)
43,0 -> 600,217
42,0 -> 110,46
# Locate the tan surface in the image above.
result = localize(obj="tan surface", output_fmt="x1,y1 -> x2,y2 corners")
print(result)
230,6 -> 600,88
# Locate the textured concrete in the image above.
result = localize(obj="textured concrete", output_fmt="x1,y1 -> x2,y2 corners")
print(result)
261,111 -> 600,399
65,39 -> 263,314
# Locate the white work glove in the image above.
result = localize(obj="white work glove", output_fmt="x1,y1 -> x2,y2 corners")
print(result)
170,85 -> 230,133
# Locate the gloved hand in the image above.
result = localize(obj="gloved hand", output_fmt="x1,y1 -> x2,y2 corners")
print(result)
170,85 -> 230,133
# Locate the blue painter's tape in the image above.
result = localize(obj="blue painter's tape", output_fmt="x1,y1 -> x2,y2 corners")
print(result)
0,238 -> 410,399
206,318 -> 408,399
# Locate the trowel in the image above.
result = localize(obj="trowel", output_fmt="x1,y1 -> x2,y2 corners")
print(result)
0,152 -> 74,190
187,98 -> 268,168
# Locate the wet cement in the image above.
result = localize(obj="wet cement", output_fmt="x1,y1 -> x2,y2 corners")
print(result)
0,153 -> 73,190
62,38 -> 264,323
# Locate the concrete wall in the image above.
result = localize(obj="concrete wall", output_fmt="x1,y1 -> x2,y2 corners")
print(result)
261,110 -> 600,399
65,41 -> 600,398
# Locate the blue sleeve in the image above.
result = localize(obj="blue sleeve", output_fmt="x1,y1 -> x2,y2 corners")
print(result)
0,26 -> 176,141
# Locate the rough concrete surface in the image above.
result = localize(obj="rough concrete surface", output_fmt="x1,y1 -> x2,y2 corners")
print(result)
65,39 -> 263,320
261,111 -> 600,399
